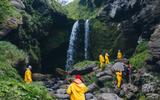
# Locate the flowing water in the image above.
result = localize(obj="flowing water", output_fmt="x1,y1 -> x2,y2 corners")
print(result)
66,21 -> 79,71
84,19 -> 90,60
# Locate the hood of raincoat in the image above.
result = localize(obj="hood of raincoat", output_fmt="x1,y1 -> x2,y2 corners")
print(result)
72,79 -> 86,92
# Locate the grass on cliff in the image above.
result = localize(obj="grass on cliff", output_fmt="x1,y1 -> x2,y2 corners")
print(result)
130,41 -> 149,69
65,0 -> 99,19
73,60 -> 98,69
0,41 -> 53,99
0,0 -> 21,24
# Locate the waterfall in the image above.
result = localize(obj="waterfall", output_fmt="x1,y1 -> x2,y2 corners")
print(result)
66,21 -> 79,71
84,19 -> 90,60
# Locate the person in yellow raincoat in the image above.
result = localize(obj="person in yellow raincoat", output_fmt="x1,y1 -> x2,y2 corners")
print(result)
105,52 -> 110,64
99,53 -> 105,70
67,74 -> 88,100
24,65 -> 32,83
116,71 -> 122,89
117,50 -> 123,60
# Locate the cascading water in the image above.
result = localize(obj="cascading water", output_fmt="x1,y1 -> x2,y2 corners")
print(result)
84,19 -> 90,60
66,21 -> 79,71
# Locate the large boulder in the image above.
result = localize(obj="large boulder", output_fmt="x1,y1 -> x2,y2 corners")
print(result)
142,83 -> 156,94
121,84 -> 138,99
11,0 -> 25,9
97,93 -> 123,100
148,25 -> 160,67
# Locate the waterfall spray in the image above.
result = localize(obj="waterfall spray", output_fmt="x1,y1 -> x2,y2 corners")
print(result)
84,19 -> 90,60
66,21 -> 79,71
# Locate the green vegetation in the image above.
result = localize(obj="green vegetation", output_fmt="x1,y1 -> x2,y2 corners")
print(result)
130,42 -> 149,69
90,19 -> 119,59
0,41 -> 53,99
0,80 -> 53,100
0,0 -> 21,24
65,0 -> 99,19
0,41 -> 27,66
73,60 -> 98,69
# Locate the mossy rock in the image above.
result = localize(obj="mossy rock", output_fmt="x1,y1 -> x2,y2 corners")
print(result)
129,42 -> 149,69
73,60 -> 98,69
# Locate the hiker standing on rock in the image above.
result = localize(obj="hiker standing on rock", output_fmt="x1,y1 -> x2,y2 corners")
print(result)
105,50 -> 110,64
67,74 -> 88,100
117,50 -> 123,60
116,70 -> 122,89
99,52 -> 105,70
24,65 -> 32,84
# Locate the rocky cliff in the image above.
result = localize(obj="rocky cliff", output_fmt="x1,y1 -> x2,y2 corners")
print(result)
0,0 -> 74,72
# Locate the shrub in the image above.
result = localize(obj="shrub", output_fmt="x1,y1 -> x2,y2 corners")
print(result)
0,80 -> 53,100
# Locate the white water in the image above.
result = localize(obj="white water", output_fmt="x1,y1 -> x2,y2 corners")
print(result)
56,0 -> 74,5
84,19 -> 90,60
66,21 -> 79,71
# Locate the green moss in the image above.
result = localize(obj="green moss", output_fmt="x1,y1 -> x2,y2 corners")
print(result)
130,42 -> 149,69
65,0 -> 99,19
135,41 -> 148,53
130,50 -> 149,69
0,0 -> 21,24
73,60 -> 98,69
90,19 -> 118,59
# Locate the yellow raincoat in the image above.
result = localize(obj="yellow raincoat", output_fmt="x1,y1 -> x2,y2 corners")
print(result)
24,68 -> 32,83
117,51 -> 123,60
99,54 -> 105,69
116,71 -> 122,88
105,53 -> 110,64
67,79 -> 88,100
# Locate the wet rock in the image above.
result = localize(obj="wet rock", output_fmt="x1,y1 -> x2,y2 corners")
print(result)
97,93 -> 123,100
121,83 -> 138,93
146,93 -> 160,100
86,93 -> 97,100
121,84 -> 138,99
54,94 -> 69,99
88,82 -> 98,92
0,17 -> 22,37
98,75 -> 112,82
99,88 -> 114,93
56,89 -> 66,94
149,25 -> 160,67
32,73 -> 51,81
142,83 -> 156,93
96,69 -> 112,78
70,64 -> 96,75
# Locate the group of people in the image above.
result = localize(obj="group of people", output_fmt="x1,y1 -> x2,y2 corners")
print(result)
99,50 -> 122,70
23,49 -> 131,100
99,49 -> 132,90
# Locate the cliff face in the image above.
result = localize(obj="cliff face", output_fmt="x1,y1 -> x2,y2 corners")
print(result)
0,0 -> 74,72
76,0 -> 160,59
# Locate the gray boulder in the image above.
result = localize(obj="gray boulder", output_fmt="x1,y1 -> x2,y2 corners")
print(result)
88,82 -> 98,92
56,89 -> 66,94
142,83 -> 156,93
146,93 -> 160,100
86,93 -> 97,100
98,75 -> 112,82
97,93 -> 123,100
54,94 -> 69,99
11,0 -> 25,9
